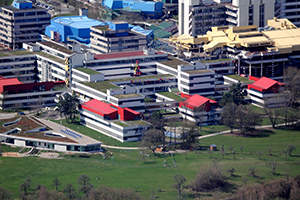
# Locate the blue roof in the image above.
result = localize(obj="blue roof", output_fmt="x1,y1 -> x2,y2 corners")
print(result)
52,16 -> 104,29
129,25 -> 153,37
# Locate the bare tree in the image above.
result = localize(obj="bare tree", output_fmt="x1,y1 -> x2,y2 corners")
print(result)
256,151 -> 263,160
77,174 -> 93,197
227,167 -> 236,177
270,159 -> 277,175
283,67 -> 300,107
248,167 -> 257,177
239,145 -> 245,153
172,174 -> 187,196
263,99 -> 281,128
227,145 -> 234,154
221,102 -> 237,133
19,177 -> 31,195
52,177 -> 61,191
63,183 -> 76,200
287,144 -> 296,156
282,149 -> 288,160
267,147 -> 273,156
140,129 -> 164,156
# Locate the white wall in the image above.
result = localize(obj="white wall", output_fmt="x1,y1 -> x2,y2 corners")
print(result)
55,144 -> 67,151
14,140 -> 25,146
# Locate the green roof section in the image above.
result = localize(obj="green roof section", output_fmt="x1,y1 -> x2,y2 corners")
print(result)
158,57 -> 190,69
125,120 -> 150,126
0,50 -> 34,57
201,58 -> 232,63
157,91 -> 185,101
159,21 -> 173,29
76,67 -> 101,75
117,7 -> 141,13
225,74 -> 255,84
111,74 -> 174,82
113,93 -> 142,99
82,81 -> 120,93
35,51 -> 65,64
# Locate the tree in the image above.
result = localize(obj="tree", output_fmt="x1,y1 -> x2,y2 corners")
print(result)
172,174 -> 187,196
256,151 -> 263,160
267,147 -> 273,156
149,111 -> 166,147
220,82 -> 246,106
57,93 -> 79,123
248,167 -> 257,177
263,100 -> 281,128
270,159 -> 277,175
63,183 -> 76,200
19,177 -> 31,195
141,129 -> 164,156
52,177 -> 61,191
181,125 -> 199,150
77,174 -> 93,197
284,67 -> 300,107
0,185 -> 12,200
221,102 -> 237,133
239,145 -> 245,153
287,144 -> 296,156
227,167 -> 236,177
235,105 -> 262,135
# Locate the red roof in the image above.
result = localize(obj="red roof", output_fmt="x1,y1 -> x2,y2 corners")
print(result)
250,77 -> 284,91
124,107 -> 140,115
82,99 -> 117,116
94,51 -> 164,60
0,77 -> 22,93
183,94 -> 217,108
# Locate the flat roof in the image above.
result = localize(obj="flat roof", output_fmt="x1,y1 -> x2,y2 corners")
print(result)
184,69 -> 212,74
53,16 -> 103,29
2,5 -> 46,12
113,93 -> 142,99
82,81 -> 120,93
38,41 -> 74,55
75,67 -> 101,75
94,51 -> 165,60
158,57 -> 190,69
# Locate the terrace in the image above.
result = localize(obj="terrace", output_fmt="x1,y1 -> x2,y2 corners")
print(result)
201,58 -> 232,63
184,69 -> 212,74
0,116 -> 45,134
35,51 -> 65,64
111,74 -> 174,82
39,41 -> 74,55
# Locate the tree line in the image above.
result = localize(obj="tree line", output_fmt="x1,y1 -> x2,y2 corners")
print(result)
0,174 -> 144,200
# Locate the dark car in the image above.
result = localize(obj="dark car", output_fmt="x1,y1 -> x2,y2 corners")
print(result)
18,112 -> 25,115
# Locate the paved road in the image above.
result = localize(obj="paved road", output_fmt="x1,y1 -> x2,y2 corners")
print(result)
0,113 -> 17,119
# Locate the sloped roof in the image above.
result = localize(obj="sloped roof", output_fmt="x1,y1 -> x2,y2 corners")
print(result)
159,21 -> 173,29
81,99 -> 116,116
0,77 -> 22,93
183,94 -> 217,108
251,77 -> 284,90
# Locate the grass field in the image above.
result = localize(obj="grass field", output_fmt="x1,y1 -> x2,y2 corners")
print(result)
1,126 -> 300,199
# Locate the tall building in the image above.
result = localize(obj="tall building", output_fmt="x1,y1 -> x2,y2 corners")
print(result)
0,0 -> 50,49
179,0 -> 300,36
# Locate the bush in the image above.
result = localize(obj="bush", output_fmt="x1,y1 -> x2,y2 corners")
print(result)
191,163 -> 228,192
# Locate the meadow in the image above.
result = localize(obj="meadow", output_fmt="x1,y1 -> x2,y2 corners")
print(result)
1,126 -> 300,199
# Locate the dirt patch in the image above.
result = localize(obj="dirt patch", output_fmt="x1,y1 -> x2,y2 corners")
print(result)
1,152 -> 22,157
38,152 -> 60,159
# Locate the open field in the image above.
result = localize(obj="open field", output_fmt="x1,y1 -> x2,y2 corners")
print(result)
1,126 -> 300,199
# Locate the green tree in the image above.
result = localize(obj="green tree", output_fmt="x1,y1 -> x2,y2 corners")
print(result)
221,102 -> 237,133
57,93 -> 79,123
141,129 -> 164,156
220,82 -> 246,106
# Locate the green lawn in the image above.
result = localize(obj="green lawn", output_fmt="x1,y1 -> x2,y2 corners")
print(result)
1,127 -> 300,199
51,119 -> 141,147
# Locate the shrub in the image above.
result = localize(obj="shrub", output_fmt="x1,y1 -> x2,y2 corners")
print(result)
191,163 -> 228,192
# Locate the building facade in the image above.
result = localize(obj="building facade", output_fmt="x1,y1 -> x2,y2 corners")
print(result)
0,0 -> 50,49
90,21 -> 154,54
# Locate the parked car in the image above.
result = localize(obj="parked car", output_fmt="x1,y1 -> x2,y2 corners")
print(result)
18,112 -> 25,115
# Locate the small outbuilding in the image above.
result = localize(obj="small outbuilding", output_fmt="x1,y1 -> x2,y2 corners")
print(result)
210,144 -> 217,151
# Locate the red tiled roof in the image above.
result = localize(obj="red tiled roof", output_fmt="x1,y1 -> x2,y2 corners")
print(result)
183,94 -> 217,108
0,77 -> 22,93
82,99 -> 116,116
251,77 -> 283,90
94,51 -> 165,60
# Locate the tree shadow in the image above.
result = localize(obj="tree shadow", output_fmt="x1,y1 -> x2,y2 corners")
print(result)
243,129 -> 275,138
